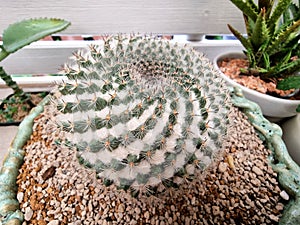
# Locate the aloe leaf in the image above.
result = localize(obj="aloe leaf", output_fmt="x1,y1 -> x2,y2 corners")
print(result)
279,58 -> 300,77
277,75 -> 300,90
227,24 -> 253,51
243,14 -> 252,37
2,18 -> 71,53
267,20 -> 300,56
230,0 -> 259,21
268,0 -> 292,33
263,57 -> 300,80
251,9 -> 270,51
262,52 -> 270,70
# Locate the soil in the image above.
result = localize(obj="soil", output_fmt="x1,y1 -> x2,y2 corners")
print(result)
0,92 -> 47,124
218,58 -> 300,100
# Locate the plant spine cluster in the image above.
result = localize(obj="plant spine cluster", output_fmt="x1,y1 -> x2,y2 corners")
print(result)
53,35 -> 231,193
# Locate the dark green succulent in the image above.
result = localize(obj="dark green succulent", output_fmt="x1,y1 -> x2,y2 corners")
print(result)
228,0 -> 300,88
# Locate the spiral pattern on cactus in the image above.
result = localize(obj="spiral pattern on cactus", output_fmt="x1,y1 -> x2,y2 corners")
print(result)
54,35 -> 231,192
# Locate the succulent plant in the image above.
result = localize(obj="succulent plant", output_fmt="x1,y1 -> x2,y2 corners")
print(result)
0,18 -> 70,123
0,18 -> 70,97
53,35 -> 231,194
228,0 -> 300,83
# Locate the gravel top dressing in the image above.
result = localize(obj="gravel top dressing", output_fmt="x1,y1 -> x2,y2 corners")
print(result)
15,105 -> 286,225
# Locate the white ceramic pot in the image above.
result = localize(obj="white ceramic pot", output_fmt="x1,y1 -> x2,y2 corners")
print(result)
213,52 -> 300,122
281,114 -> 300,165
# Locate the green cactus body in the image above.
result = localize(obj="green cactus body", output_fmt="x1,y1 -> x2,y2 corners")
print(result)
53,35 -> 231,192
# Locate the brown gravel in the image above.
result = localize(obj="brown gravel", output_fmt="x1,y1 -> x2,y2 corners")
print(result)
218,58 -> 297,98
16,104 -> 286,225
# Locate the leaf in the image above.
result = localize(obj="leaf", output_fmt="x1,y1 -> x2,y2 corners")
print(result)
267,20 -> 300,56
2,18 -> 71,53
227,24 -> 253,51
230,0 -> 259,22
296,104 -> 300,113
268,0 -> 292,33
265,58 -> 300,79
251,8 -> 270,51
277,75 -> 300,90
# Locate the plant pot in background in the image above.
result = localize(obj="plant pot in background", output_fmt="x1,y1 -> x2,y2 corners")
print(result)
281,114 -> 300,166
213,52 -> 300,122
0,91 -> 49,126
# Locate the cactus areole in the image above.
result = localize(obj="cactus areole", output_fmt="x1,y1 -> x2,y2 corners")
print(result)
53,35 -> 231,193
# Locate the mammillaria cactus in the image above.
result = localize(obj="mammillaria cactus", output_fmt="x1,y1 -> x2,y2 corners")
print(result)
52,35 -> 231,194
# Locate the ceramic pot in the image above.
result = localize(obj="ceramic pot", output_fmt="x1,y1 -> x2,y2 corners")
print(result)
213,52 -> 300,122
282,114 -> 300,165
1,90 -> 300,224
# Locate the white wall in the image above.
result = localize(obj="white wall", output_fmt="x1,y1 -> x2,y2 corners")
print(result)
0,0 -> 245,76
0,0 -> 244,35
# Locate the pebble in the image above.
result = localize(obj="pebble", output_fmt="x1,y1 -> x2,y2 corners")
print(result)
252,166 -> 264,176
15,106 -> 285,225
24,207 -> 33,221
218,162 -> 227,173
280,190 -> 290,201
47,220 -> 59,225
118,203 -> 125,213
17,192 -> 24,202
212,206 -> 220,216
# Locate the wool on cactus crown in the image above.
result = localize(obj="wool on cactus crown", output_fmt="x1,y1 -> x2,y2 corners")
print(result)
53,34 -> 232,193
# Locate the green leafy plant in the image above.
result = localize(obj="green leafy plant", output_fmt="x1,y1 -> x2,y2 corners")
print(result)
0,18 -> 70,123
52,35 -> 232,195
228,0 -> 300,92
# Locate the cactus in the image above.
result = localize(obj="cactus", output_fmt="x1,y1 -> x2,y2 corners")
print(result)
52,35 -> 231,193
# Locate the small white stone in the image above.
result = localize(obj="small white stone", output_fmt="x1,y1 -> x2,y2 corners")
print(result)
218,162 -> 227,173
17,192 -> 24,202
24,207 -> 33,221
47,220 -> 59,225
280,190 -> 289,201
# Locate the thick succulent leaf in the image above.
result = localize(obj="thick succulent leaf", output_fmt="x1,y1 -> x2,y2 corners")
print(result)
277,75 -> 300,90
274,58 -> 300,79
227,23 -> 257,67
2,18 -> 71,53
267,20 -> 300,56
268,0 -> 292,33
251,9 -> 270,51
281,2 -> 300,28
261,52 -> 271,70
230,0 -> 259,21
243,14 -> 252,36
227,24 -> 253,51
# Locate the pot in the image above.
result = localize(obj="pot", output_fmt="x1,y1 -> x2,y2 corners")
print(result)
0,89 -> 300,224
213,52 -> 300,122
0,91 -> 49,126
281,114 -> 300,165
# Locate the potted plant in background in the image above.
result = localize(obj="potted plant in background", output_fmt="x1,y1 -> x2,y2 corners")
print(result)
0,35 -> 300,224
0,18 -> 70,125
213,0 -> 300,121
